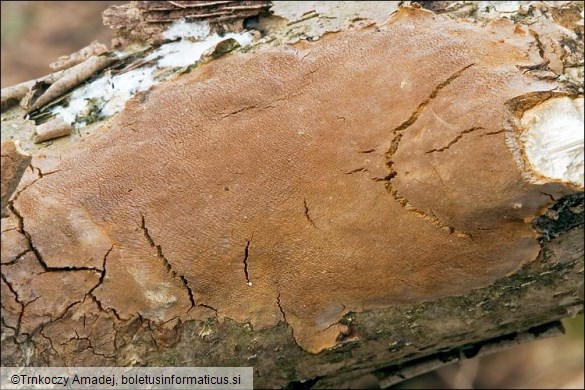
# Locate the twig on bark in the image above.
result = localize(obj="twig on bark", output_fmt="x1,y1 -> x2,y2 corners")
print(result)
27,55 -> 116,113
34,117 -> 72,143
50,41 -> 109,71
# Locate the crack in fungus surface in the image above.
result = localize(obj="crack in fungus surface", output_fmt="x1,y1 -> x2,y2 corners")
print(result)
243,238 -> 252,287
141,214 -> 196,310
303,199 -> 317,227
425,127 -> 485,154
382,63 -> 476,236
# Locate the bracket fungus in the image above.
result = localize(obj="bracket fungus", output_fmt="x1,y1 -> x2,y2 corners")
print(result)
3,8 -> 584,354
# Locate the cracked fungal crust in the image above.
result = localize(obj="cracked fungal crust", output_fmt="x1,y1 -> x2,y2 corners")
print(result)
1,141 -> 31,217
2,8 -> 580,353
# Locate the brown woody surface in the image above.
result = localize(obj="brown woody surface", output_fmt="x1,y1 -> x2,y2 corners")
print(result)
1,2 -> 583,388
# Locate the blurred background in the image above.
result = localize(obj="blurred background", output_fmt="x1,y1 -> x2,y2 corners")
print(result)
391,316 -> 584,389
1,2 -> 583,389
1,1 -> 122,87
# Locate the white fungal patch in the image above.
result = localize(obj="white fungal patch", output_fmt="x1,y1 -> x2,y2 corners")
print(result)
52,67 -> 156,125
477,1 -> 522,16
149,31 -> 254,68
489,1 -> 521,13
163,19 -> 211,40
50,20 -> 254,128
520,97 -> 584,187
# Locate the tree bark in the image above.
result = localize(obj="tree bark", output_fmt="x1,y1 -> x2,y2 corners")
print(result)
1,2 -> 583,388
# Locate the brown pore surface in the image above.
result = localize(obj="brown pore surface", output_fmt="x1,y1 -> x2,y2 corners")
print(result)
7,8 -> 578,353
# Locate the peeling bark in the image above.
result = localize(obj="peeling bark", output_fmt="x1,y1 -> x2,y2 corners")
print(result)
103,0 -> 270,45
27,55 -> 116,113
1,1 -> 584,388
33,117 -> 72,143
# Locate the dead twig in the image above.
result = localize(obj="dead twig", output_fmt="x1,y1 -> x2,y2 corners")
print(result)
1,71 -> 64,113
34,117 -> 72,143
27,55 -> 116,113
50,41 -> 109,71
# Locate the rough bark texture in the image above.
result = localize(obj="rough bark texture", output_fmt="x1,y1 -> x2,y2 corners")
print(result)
1,2 -> 583,389
103,0 -> 270,45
